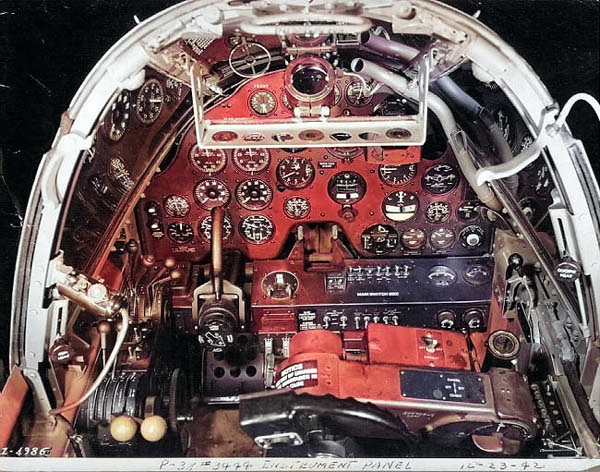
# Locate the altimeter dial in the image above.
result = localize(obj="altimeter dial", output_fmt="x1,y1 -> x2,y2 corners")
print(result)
276,157 -> 315,189
135,78 -> 164,125
378,163 -> 417,186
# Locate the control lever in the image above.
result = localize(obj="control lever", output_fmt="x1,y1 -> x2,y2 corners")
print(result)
192,206 -> 246,349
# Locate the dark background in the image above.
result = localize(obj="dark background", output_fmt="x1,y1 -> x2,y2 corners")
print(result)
0,0 -> 598,378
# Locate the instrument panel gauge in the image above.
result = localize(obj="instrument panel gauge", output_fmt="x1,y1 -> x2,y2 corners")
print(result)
104,90 -> 131,142
189,146 -> 227,175
422,164 -> 459,194
249,90 -> 277,116
233,148 -> 271,174
327,147 -> 364,161
108,157 -> 134,191
427,265 -> 458,287
135,78 -> 164,125
463,263 -> 493,286
239,215 -> 274,244
382,191 -> 419,222
327,172 -> 367,205
401,228 -> 426,250
457,200 -> 481,222
284,197 -> 311,219
194,178 -> 231,210
345,78 -> 373,107
167,222 -> 194,244
361,224 -> 398,255
378,163 -> 417,186
430,227 -> 456,250
276,157 -> 315,189
199,214 -> 233,241
236,179 -> 273,211
262,271 -> 299,299
426,201 -> 451,223
164,194 -> 190,218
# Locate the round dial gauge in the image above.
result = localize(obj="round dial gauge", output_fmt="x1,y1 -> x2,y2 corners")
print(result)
422,164 -> 459,194
249,90 -> 277,116
361,224 -> 398,255
189,146 -> 227,175
233,148 -> 271,174
108,157 -> 134,191
262,271 -> 299,299
426,201 -> 451,223
135,78 -> 164,125
345,79 -> 372,107
401,228 -> 426,250
457,200 -> 481,222
167,222 -> 194,244
459,225 -> 485,249
194,179 -> 231,210
104,90 -> 131,142
276,157 -> 315,189
239,215 -> 274,244
378,163 -> 417,186
284,197 -> 311,219
382,191 -> 419,222
430,227 -> 456,250
427,265 -> 458,287
327,172 -> 367,205
236,179 -> 273,211
463,263 -> 493,286
164,195 -> 190,218
327,147 -> 364,161
199,214 -> 233,241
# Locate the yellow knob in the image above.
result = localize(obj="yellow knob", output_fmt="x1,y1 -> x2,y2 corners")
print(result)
140,415 -> 168,442
110,415 -> 138,442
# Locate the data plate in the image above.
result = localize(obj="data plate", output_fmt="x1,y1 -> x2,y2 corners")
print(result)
400,369 -> 486,404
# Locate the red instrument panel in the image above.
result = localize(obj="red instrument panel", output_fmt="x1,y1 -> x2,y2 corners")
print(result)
137,72 -> 492,263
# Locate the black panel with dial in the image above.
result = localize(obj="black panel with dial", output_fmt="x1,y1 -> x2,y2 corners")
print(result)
167,222 -> 194,244
104,90 -> 131,142
382,191 -> 419,222
378,164 -> 418,186
135,78 -> 164,125
422,164 -> 459,194
361,224 -> 398,255
327,172 -> 366,205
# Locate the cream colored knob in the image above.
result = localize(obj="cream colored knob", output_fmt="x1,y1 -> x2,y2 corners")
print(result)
110,415 -> 138,442
140,415 -> 168,442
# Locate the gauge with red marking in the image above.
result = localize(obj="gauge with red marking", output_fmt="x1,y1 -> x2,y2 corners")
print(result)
276,157 -> 315,189
189,146 -> 227,175
193,179 -> 231,210
236,179 -> 273,211
233,148 -> 271,174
